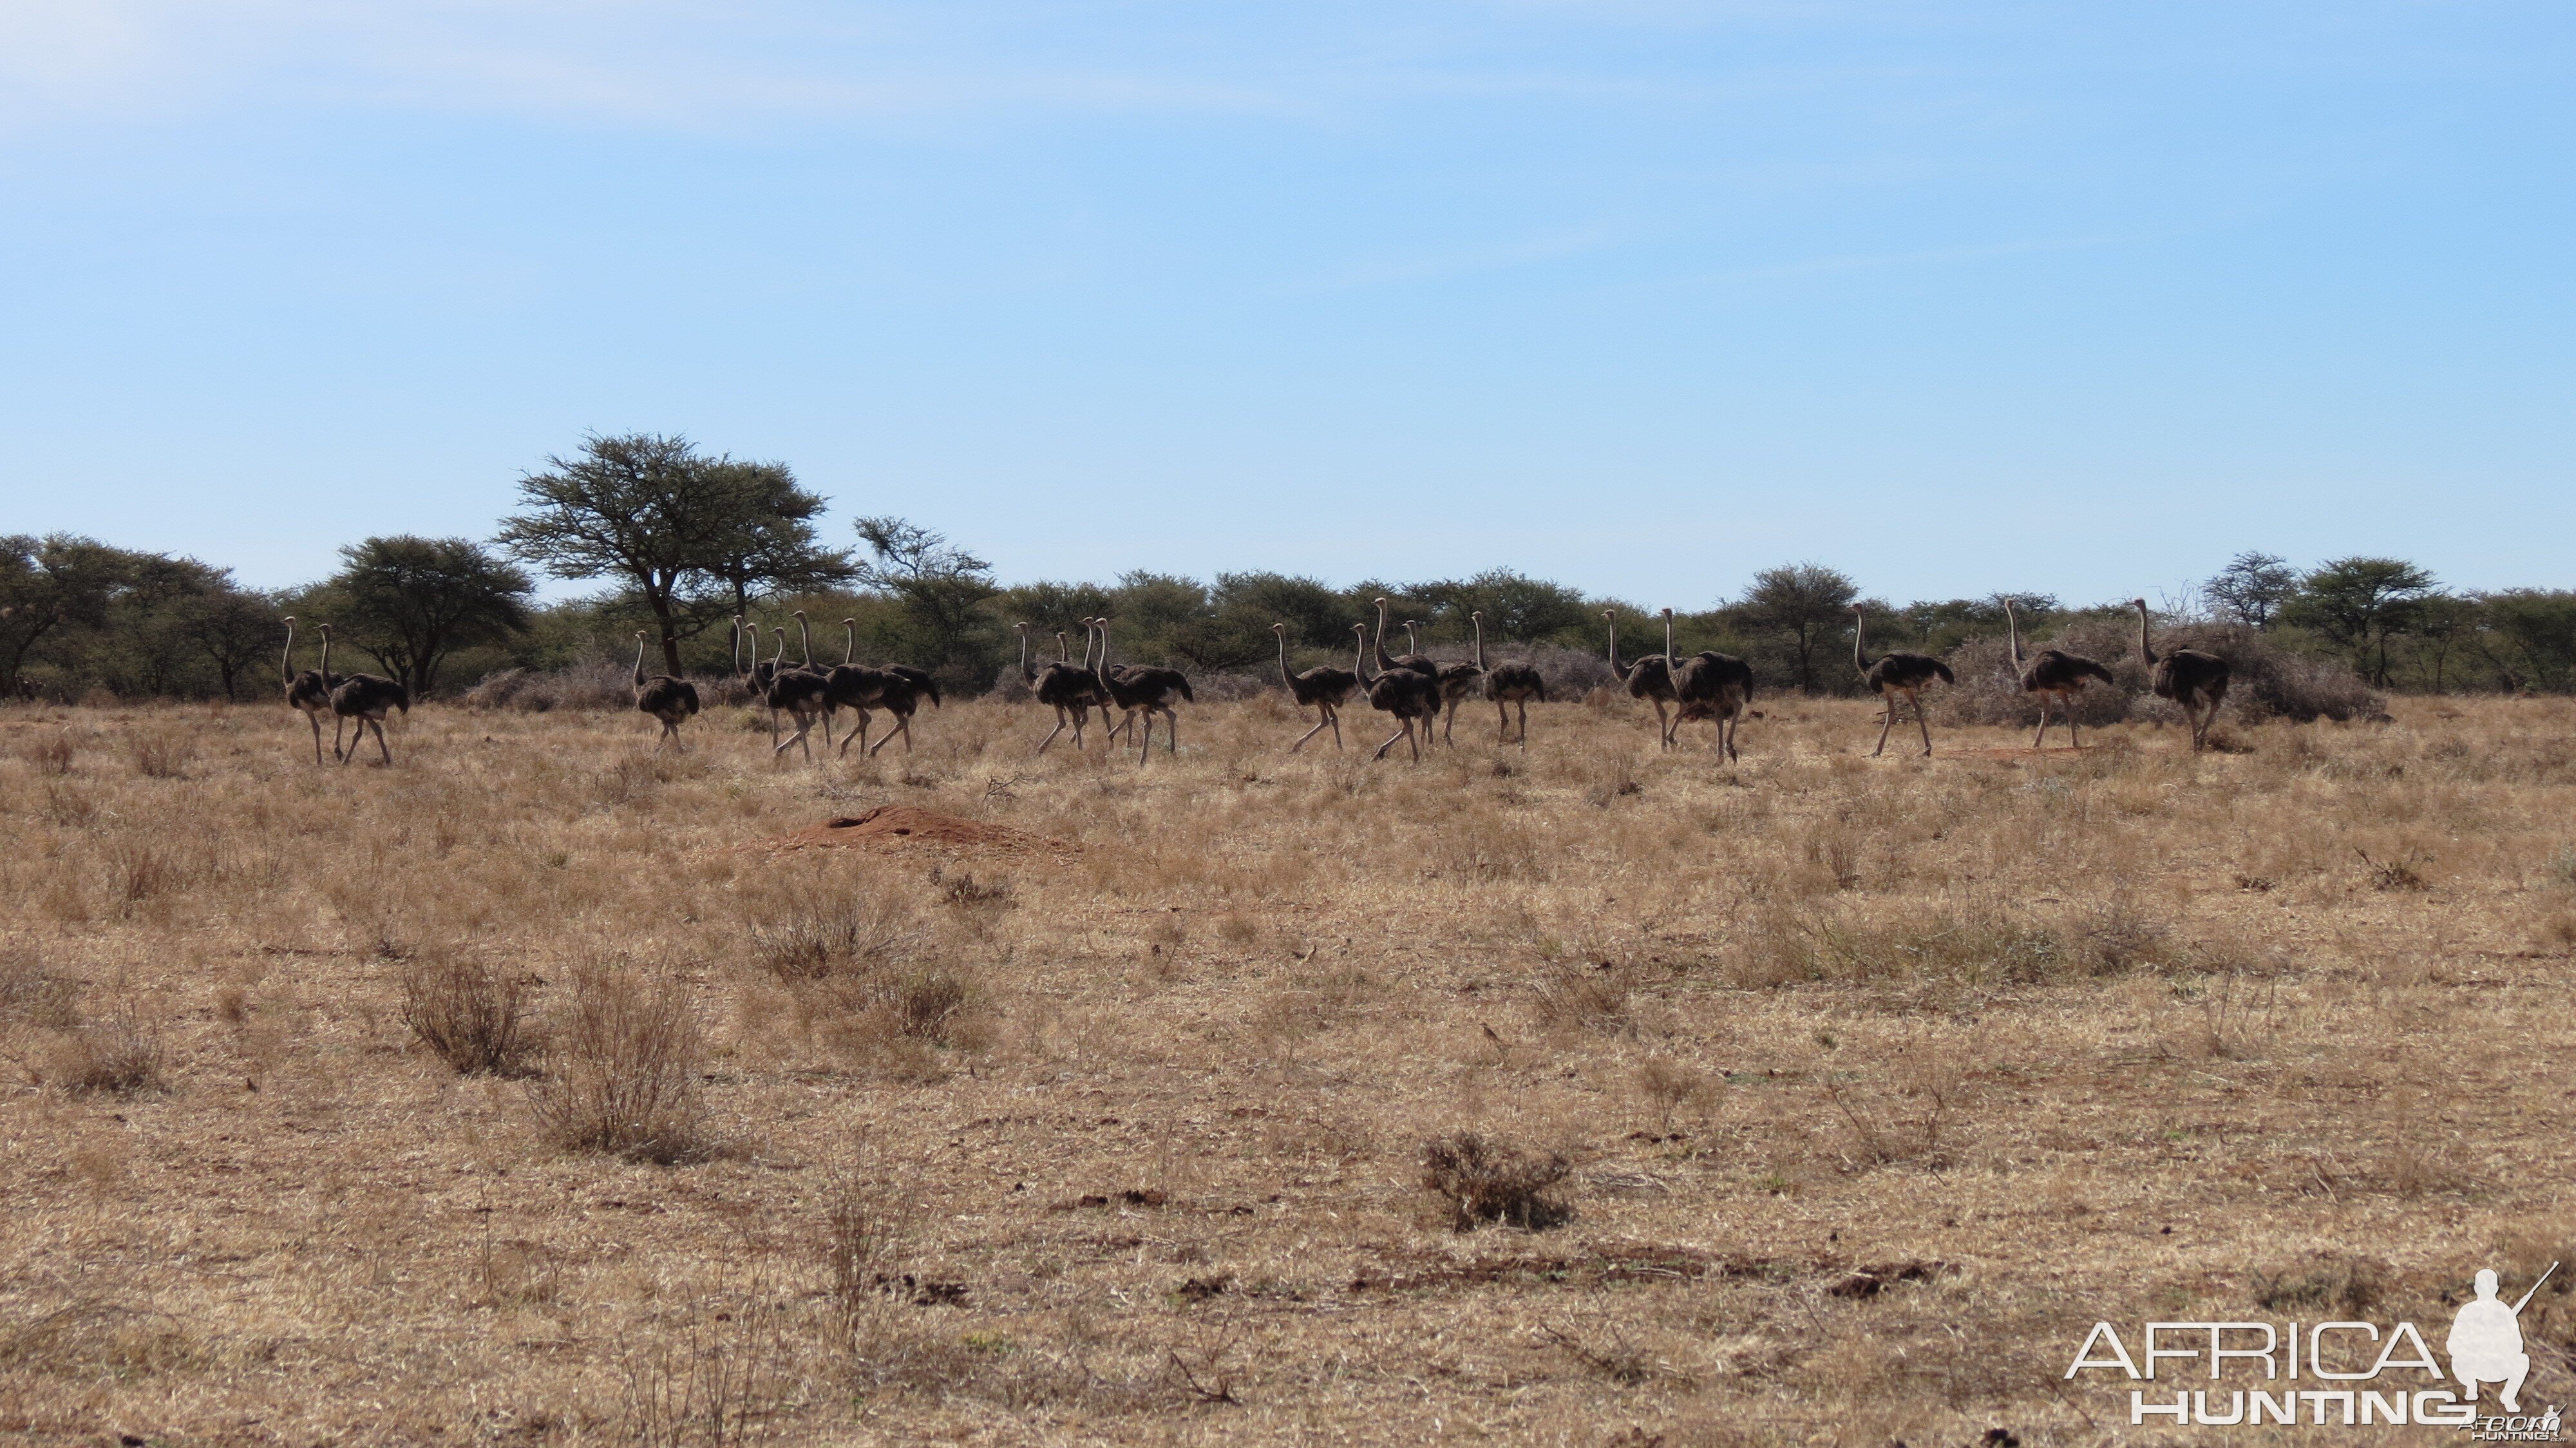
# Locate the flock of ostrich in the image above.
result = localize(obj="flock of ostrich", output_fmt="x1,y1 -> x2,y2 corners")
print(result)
274,596 -> 2233,767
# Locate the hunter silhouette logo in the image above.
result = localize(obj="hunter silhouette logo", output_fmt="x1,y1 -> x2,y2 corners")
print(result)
2451,1264 -> 2553,1413
2063,1261 -> 2564,1432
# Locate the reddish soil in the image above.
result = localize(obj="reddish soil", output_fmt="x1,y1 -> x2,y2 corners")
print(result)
762,805 -> 1072,855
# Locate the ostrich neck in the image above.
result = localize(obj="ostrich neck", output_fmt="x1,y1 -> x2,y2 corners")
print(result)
2137,605 -> 2157,664
797,617 -> 813,668
1017,629 -> 1034,682
282,621 -> 296,686
2006,605 -> 2023,668
318,629 -> 332,680
843,624 -> 856,666
1374,602 -> 1396,671
634,634 -> 649,687
1853,612 -> 1870,671
1277,631 -> 1295,689
1604,618 -> 1620,673
1473,616 -> 1486,671
1664,614 -> 1678,671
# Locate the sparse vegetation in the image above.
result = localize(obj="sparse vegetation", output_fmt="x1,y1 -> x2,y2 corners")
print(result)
398,953 -> 535,1076
1422,1132 -> 1575,1230
48,1002 -> 166,1096
527,960 -> 715,1163
0,691 -> 2569,1442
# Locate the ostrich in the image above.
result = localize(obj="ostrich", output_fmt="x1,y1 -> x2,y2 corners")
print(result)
1093,617 -> 1194,762
1479,614 -> 1548,748
786,610 -> 837,748
2005,600 -> 2114,750
1017,621 -> 1104,753
1372,598 -> 1439,680
632,631 -> 701,752
1428,615 -> 1487,746
326,636 -> 410,768
1356,618 -> 1443,761
1853,605 -> 1953,757
858,670 -> 933,757
823,617 -> 895,757
763,625 -> 833,761
734,616 -> 780,744
2134,599 -> 2231,750
1660,608 -> 1754,761
1274,622 -> 1359,751
824,618 -> 943,759
281,616 -> 339,763
1605,609 -> 1678,748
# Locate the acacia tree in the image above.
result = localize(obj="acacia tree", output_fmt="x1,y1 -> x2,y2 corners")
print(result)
2284,557 -> 2438,687
166,580 -> 281,700
1412,569 -> 1591,645
1739,562 -> 1860,692
0,534 -> 135,700
852,517 -> 998,684
2474,590 -> 2576,692
699,459 -> 856,616
498,433 -> 846,675
2205,551 -> 2298,629
320,537 -> 533,696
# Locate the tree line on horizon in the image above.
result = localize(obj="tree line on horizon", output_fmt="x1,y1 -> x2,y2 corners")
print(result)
6,433 -> 2574,704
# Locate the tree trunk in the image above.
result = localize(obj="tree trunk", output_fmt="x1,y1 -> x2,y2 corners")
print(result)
652,573 -> 684,676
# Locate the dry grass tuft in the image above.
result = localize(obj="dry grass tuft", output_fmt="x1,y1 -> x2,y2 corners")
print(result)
1530,962 -> 1631,1034
1421,1132 -> 1575,1231
1536,1320 -> 1656,1386
2249,1253 -> 2387,1315
399,953 -> 535,1076
529,962 -> 714,1164
0,948 -> 80,1029
2354,846 -> 2430,891
25,731 -> 75,775
614,1274 -> 797,1448
50,1002 -> 167,1096
752,898 -> 920,982
127,734 -> 193,779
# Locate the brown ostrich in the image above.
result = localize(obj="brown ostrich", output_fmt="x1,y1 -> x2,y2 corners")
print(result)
1605,609 -> 1678,748
2134,599 -> 2231,750
631,631 -> 701,752
1274,622 -> 1359,750
281,616 -> 340,763
1356,617 -> 1442,761
2004,600 -> 2114,750
1853,605 -> 1953,757
1659,608 -> 1754,761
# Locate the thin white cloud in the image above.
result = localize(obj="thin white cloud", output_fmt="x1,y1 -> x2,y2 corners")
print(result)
0,0 -> 1312,129
0,0 -> 1884,133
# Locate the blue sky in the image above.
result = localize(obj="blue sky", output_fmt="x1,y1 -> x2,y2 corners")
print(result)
3,1 -> 2570,609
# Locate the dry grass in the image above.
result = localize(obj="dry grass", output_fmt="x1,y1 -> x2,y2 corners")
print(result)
1422,1132 -> 1576,1230
529,960 -> 715,1164
399,951 -> 536,1076
0,692 -> 2571,1442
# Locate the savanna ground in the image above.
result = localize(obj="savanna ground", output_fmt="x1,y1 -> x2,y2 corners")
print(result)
2,689 -> 2572,1447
